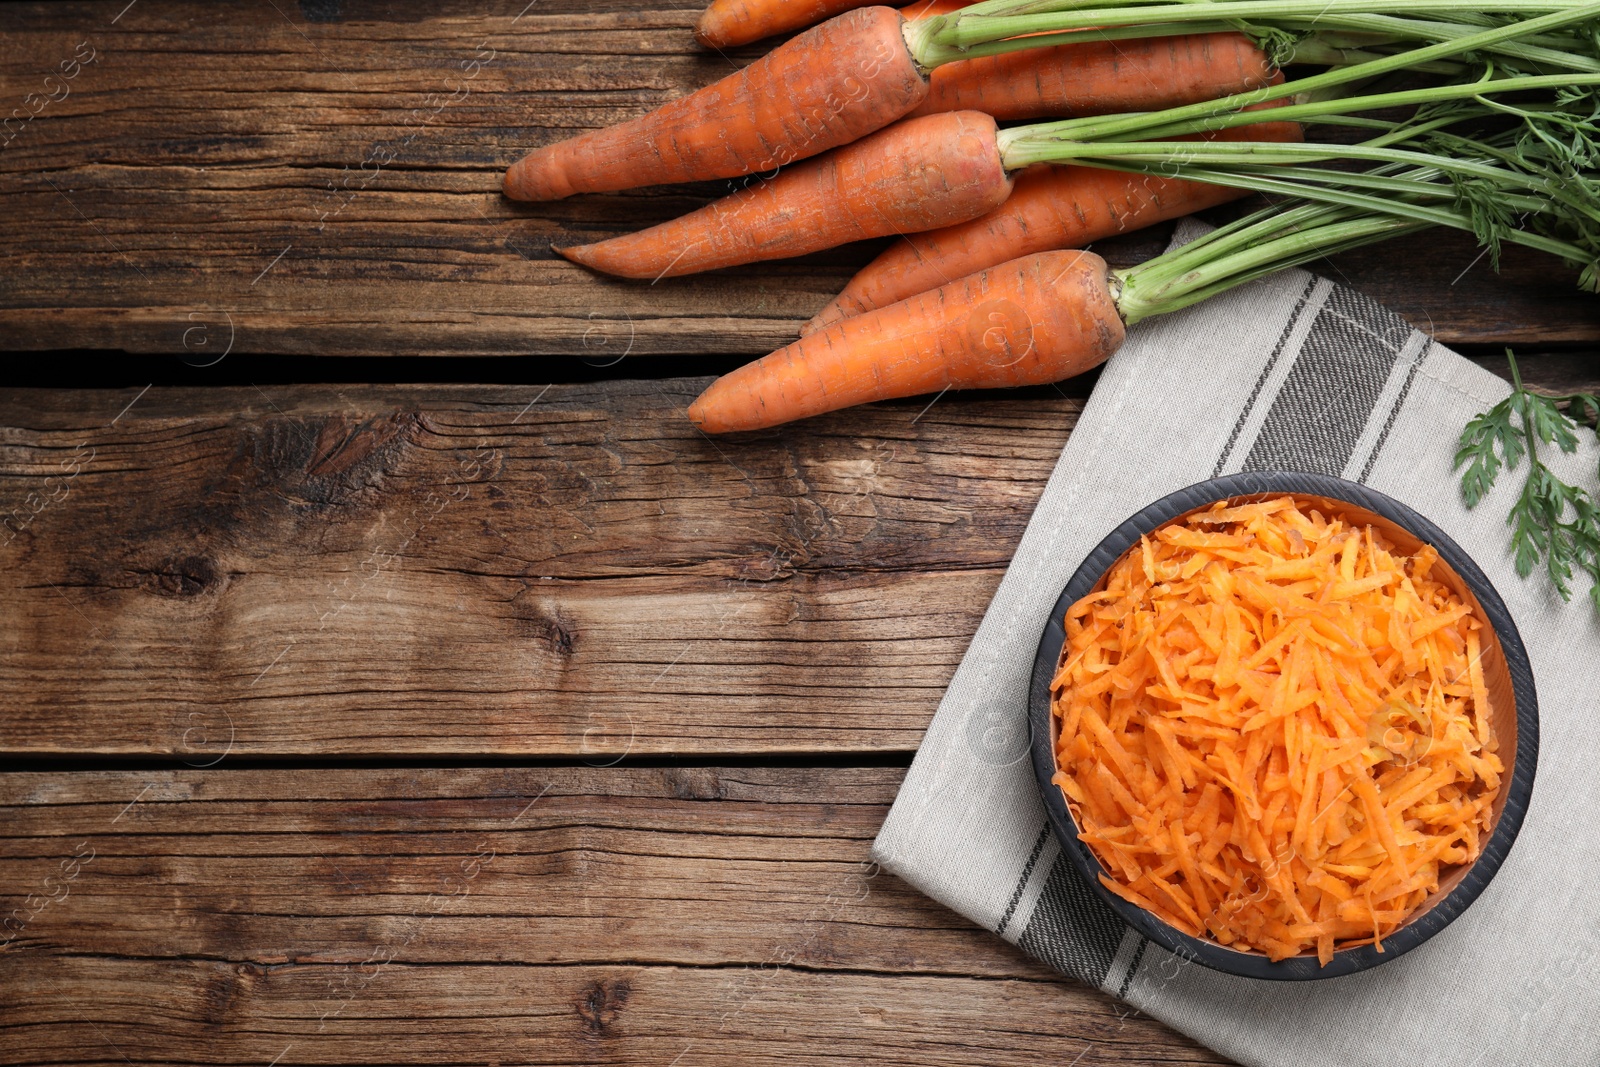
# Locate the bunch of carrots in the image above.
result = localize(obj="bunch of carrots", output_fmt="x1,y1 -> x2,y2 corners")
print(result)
504,0 -> 1600,432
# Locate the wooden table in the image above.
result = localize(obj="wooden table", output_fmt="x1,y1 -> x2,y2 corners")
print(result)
2,3 -> 1593,1064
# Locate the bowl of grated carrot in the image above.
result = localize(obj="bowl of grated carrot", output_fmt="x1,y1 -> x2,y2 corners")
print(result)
1028,471 -> 1538,981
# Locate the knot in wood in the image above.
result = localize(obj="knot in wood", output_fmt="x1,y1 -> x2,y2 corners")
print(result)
574,977 -> 631,1036
665,767 -> 724,801
144,554 -> 221,598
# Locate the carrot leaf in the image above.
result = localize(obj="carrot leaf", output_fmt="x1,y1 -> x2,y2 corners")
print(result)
1456,350 -> 1600,608
1454,397 -> 1523,508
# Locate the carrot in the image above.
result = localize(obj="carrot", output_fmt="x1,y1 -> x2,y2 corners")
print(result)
1045,497 -> 1502,963
695,0 -> 965,49
908,31 -> 1276,121
504,7 -> 928,201
696,0 -> 874,48
514,11 -> 1280,203
683,216 -> 1429,434
804,100 -> 1300,332
686,250 -> 1121,433
564,102 -> 1296,282
557,111 -> 1012,280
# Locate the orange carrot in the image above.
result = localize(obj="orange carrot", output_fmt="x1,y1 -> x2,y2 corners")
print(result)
908,31 -> 1276,121
686,250 -> 1122,433
505,7 -> 928,201
695,0 -> 965,49
558,111 -> 1012,280
697,0 -> 872,48
804,102 -> 1301,332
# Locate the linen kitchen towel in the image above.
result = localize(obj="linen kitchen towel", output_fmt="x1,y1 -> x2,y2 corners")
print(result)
872,220 -> 1600,1067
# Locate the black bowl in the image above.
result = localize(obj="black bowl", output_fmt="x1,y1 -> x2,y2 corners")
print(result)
1028,471 -> 1538,981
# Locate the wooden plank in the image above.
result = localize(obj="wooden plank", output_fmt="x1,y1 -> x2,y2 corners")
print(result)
1468,351 -> 1600,395
0,1 -> 1592,356
0,766 -> 1234,1066
0,767 -> 1025,974
2,361 -> 1592,758
3,959 -> 1231,1067
0,381 -> 1073,757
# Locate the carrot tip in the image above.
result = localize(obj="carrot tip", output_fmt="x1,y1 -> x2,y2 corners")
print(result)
802,306 -> 853,335
502,165 -> 529,202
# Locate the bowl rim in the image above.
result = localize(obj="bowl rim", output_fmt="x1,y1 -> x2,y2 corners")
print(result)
1027,470 -> 1540,982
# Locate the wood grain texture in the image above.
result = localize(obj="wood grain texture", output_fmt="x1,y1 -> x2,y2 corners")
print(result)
3,360 -> 1595,759
0,381 -> 1076,757
0,0 -> 1593,356
0,766 -> 1235,1067
0,767 -> 1017,973
4,960 -> 1231,1067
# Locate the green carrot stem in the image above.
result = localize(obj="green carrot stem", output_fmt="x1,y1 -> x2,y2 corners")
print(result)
1116,198 -> 1370,300
1286,6 -> 1599,50
1114,214 -> 1428,324
1126,223 -> 1430,316
1124,162 -> 1587,256
1286,15 -> 1600,69
1241,13 -> 1600,71
1064,152 -> 1598,280
908,22 -> 1239,65
1173,164 -> 1557,218
1282,39 -> 1467,74
909,18 -> 1555,69
1134,199 -> 1353,274
996,69 -> 1600,154
907,3 -> 1600,75
923,0 -> 1597,50
1010,138 -> 1600,225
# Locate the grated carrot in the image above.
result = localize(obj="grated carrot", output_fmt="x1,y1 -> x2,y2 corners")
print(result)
1051,496 -> 1503,964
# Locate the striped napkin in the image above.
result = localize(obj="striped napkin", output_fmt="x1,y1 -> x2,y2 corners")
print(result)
872,221 -> 1600,1067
